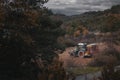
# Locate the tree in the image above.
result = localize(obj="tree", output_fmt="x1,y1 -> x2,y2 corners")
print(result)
101,14 -> 120,32
0,0 -> 66,80
34,15 -> 65,62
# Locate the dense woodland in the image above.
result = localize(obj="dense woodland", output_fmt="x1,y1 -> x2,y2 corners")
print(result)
0,0 -> 66,80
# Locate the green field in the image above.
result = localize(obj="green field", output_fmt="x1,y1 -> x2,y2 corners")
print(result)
66,66 -> 101,75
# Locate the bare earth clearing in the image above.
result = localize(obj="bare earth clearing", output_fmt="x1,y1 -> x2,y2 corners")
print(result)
59,43 -> 108,68
59,47 -> 91,67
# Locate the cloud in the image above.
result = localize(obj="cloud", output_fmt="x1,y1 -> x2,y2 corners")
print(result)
45,0 -> 120,15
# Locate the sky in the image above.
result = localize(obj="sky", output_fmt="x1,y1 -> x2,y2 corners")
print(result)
45,0 -> 120,15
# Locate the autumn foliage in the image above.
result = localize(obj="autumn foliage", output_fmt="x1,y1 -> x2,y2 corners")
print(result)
0,0 -> 66,80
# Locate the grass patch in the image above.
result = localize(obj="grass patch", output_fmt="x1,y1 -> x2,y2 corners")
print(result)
66,66 -> 101,76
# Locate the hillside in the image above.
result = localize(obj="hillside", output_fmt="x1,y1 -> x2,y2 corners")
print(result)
52,5 -> 120,33
51,5 -> 120,45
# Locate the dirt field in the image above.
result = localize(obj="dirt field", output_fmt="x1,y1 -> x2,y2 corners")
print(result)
59,47 -> 92,68
59,43 -> 108,68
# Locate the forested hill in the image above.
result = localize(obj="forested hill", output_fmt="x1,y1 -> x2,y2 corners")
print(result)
71,5 -> 120,32
52,5 -> 120,34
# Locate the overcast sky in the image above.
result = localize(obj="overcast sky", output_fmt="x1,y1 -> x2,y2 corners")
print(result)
45,0 -> 120,15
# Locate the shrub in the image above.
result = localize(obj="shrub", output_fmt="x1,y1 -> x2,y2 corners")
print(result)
64,39 -> 76,47
102,64 -> 120,80
89,47 -> 118,67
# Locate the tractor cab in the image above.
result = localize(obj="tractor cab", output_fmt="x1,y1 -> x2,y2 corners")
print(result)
77,43 -> 87,57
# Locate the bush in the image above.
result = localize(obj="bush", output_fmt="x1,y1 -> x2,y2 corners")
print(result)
64,39 -> 76,47
102,64 -> 120,80
89,47 -> 118,67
